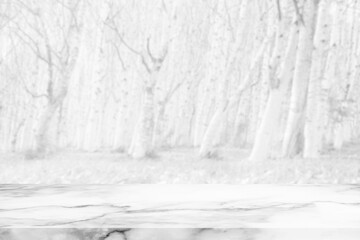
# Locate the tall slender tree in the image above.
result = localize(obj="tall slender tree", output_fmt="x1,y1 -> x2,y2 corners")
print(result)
250,0 -> 300,162
282,0 -> 319,158
304,0 -> 331,158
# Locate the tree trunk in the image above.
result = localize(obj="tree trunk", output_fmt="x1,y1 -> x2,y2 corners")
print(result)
249,8 -> 299,162
199,103 -> 226,157
35,96 -> 65,154
282,0 -> 319,158
304,0 -> 331,158
333,122 -> 344,150
199,36 -> 268,158
129,84 -> 155,159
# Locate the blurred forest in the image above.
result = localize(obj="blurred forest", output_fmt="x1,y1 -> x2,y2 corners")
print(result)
0,0 -> 359,161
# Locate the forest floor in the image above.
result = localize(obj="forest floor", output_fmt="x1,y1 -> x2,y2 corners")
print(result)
0,144 -> 359,184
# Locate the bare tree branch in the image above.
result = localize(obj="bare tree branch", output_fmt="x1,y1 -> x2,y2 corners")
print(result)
160,41 -> 169,62
54,0 -> 81,30
275,0 -> 282,21
18,11 -> 44,38
165,80 -> 184,102
22,82 -> 49,99
224,0 -> 235,41
13,29 -> 49,65
161,0 -> 168,14
226,37 -> 269,110
111,41 -> 127,71
105,9 -> 170,74
141,55 -> 151,73
292,0 -> 304,25
104,17 -> 142,56
0,10 -> 18,30
9,28 -> 50,100
146,37 -> 157,62
15,0 -> 40,16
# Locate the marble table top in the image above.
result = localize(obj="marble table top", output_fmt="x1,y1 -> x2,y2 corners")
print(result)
0,184 -> 359,228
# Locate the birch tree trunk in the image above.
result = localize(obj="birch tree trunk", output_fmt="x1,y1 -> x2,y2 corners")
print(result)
199,0 -> 228,158
129,79 -> 155,159
128,41 -> 168,158
35,88 -> 66,154
250,13 -> 299,161
34,3 -> 84,156
199,38 -> 268,158
333,121 -> 344,150
322,0 -> 340,148
282,0 -> 319,158
35,53 -> 81,154
304,0 -> 331,158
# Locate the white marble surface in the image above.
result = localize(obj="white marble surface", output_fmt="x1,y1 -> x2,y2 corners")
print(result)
0,185 -> 360,239
0,185 -> 360,227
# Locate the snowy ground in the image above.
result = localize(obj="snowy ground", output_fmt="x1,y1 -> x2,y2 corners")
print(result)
0,148 -> 359,184
0,185 -> 360,239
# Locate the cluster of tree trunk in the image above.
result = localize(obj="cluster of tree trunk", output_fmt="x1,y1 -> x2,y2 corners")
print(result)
0,0 -> 359,160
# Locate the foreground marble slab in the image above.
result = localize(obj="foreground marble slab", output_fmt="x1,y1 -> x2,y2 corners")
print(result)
0,185 -> 359,239
2,228 -> 360,240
